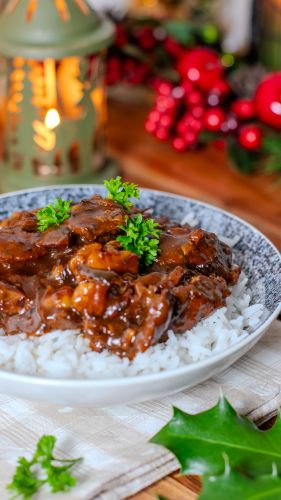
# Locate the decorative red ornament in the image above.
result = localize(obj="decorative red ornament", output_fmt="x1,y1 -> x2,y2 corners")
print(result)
255,72 -> 281,129
238,124 -> 263,150
203,107 -> 226,131
231,98 -> 255,120
177,47 -> 224,92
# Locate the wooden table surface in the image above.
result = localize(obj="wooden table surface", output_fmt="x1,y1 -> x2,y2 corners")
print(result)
107,91 -> 281,500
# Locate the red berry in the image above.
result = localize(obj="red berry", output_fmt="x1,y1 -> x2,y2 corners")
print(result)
223,115 -> 238,133
148,109 -> 161,123
156,95 -> 176,112
172,86 -> 185,101
159,114 -> 173,128
182,81 -> 194,95
172,136 -> 187,151
158,81 -> 173,96
238,125 -> 263,150
211,79 -> 230,95
145,120 -> 157,133
179,112 -> 194,127
176,119 -> 188,136
164,37 -> 184,58
207,92 -> 221,107
186,90 -> 203,107
190,118 -> 203,132
184,130 -> 198,147
192,106 -> 204,119
155,127 -> 169,141
231,98 -> 256,120
203,108 -> 226,131
134,27 -> 155,50
115,24 -> 128,47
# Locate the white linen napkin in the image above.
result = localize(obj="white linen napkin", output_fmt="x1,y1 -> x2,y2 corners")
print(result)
0,320 -> 280,500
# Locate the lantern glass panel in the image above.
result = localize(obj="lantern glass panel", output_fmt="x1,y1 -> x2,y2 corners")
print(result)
2,51 -> 107,189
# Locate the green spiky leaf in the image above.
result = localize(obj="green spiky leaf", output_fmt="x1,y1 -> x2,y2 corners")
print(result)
163,20 -> 194,45
200,468 -> 281,500
151,396 -> 281,477
227,140 -> 258,174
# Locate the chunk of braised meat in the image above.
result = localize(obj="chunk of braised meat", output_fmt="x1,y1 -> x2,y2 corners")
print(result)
0,280 -> 26,316
153,225 -> 238,285
68,241 -> 139,281
0,195 -> 125,271
0,208 -> 70,273
39,285 -> 80,331
182,228 -> 239,284
0,279 -> 43,334
83,271 -> 173,359
65,195 -> 126,243
151,225 -> 192,271
172,274 -> 230,333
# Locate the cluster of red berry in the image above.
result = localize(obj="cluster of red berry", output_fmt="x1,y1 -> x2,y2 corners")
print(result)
145,47 -> 270,152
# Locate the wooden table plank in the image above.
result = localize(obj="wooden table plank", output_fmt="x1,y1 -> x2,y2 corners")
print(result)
130,476 -> 198,500
107,91 -> 281,499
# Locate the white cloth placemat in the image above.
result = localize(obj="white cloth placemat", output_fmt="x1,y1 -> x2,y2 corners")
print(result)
0,321 -> 280,500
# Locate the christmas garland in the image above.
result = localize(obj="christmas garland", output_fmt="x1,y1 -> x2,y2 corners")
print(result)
106,17 -> 281,176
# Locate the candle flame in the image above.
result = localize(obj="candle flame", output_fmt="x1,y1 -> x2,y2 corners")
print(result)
45,108 -> 60,130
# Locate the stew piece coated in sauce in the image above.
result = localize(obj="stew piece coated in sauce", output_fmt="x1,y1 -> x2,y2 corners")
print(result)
0,195 -> 239,359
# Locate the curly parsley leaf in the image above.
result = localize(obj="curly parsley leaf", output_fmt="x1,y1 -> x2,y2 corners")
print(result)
104,176 -> 140,210
7,435 -> 82,499
151,395 -> 281,478
117,213 -> 160,266
36,197 -> 73,232
7,456 -> 43,499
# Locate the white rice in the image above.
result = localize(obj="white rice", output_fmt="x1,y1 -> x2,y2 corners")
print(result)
0,272 -> 264,379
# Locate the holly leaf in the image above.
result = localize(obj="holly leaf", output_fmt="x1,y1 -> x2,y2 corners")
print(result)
263,135 -> 281,155
227,140 -> 258,174
163,20 -> 194,45
200,468 -> 281,500
151,396 -> 281,477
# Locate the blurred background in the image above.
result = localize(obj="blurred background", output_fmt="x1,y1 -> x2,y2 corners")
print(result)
0,0 -> 279,245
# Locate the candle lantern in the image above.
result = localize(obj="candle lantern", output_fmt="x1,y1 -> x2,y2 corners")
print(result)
0,0 -> 115,192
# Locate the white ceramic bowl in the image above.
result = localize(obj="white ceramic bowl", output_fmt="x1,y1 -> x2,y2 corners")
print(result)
0,185 -> 279,407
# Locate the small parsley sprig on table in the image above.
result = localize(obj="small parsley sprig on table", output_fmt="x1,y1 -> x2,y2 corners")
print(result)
104,176 -> 140,210
117,213 -> 161,266
7,435 -> 82,499
36,197 -> 73,232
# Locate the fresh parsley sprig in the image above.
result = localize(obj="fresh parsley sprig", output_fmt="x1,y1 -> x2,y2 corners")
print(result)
117,213 -> 160,266
7,435 -> 82,499
104,176 -> 140,210
36,197 -> 73,232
